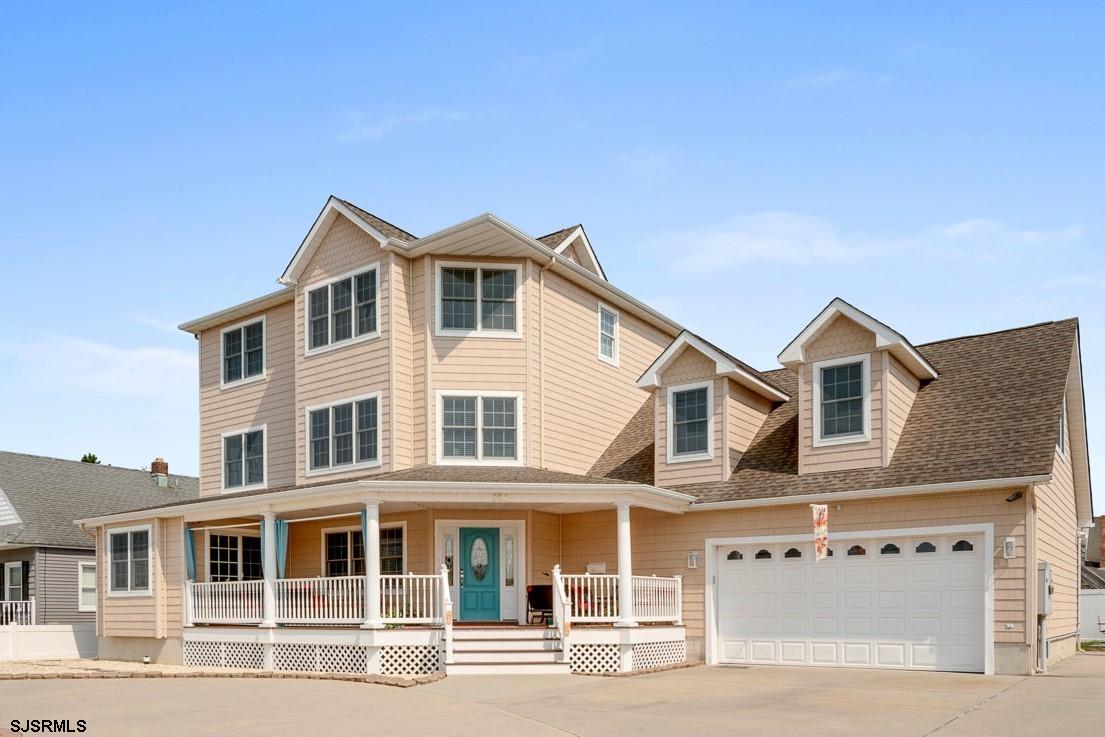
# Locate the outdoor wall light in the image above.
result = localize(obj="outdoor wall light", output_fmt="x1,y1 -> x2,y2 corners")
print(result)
1006,491 -> 1024,503
687,551 -> 699,569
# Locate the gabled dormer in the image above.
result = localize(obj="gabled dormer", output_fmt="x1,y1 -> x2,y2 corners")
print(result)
639,332 -> 789,486
778,298 -> 937,474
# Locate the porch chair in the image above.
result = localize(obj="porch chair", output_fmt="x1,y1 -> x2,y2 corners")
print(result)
526,585 -> 553,625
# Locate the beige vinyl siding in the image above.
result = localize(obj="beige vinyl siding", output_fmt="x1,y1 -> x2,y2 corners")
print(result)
411,255 -> 431,464
799,315 -> 884,474
100,520 -> 157,638
294,217 -> 393,481
283,512 -> 430,579
655,349 -> 724,486
885,353 -> 920,462
390,253 -> 415,469
561,488 -> 1028,646
530,511 -> 561,583
540,269 -> 672,474
198,300 -> 296,497
1034,410 -> 1078,643
727,380 -> 773,473
159,518 -> 184,635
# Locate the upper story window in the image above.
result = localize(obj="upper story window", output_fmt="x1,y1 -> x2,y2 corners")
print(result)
223,427 -> 265,491
108,526 -> 150,595
438,391 -> 522,465
667,382 -> 713,462
812,354 -> 871,446
436,263 -> 521,337
306,265 -> 379,354
598,304 -> 619,365
221,318 -> 265,388
307,394 -> 380,475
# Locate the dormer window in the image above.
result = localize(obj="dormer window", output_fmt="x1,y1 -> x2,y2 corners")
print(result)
667,382 -> 713,462
812,354 -> 871,446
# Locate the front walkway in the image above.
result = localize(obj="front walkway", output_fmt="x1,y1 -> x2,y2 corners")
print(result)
7,654 -> 1105,736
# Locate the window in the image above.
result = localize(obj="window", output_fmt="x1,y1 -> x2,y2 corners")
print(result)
436,264 -> 521,336
307,395 -> 380,474
880,543 -> 901,556
915,541 -> 936,554
108,526 -> 150,595
784,547 -> 802,559
323,525 -> 405,577
669,383 -> 712,460
754,549 -> 772,560
207,533 -> 262,582
846,545 -> 866,557
438,392 -> 522,464
78,562 -> 96,612
726,550 -> 743,561
223,427 -> 265,490
1058,395 -> 1067,453
4,562 -> 24,601
504,534 -> 515,587
813,354 -> 870,445
306,266 -> 379,352
598,304 -> 619,364
221,318 -> 265,387
952,540 -> 974,552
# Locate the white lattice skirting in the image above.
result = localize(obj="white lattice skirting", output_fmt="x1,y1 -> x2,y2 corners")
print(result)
183,640 -> 265,670
184,640 -> 441,675
379,645 -> 440,676
273,643 -> 369,673
631,640 -> 686,671
570,643 -> 620,674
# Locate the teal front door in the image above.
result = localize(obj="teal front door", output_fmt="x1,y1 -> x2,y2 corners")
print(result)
459,528 -> 499,621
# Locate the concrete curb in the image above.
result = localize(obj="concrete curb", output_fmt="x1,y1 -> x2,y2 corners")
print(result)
0,670 -> 446,687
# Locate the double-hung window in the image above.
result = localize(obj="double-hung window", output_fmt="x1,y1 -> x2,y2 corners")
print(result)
323,525 -> 404,577
4,561 -> 25,601
814,354 -> 870,445
78,562 -> 96,612
668,383 -> 711,460
598,304 -> 619,365
308,394 -> 380,474
108,526 -> 150,595
221,318 -> 265,387
223,427 -> 265,490
307,265 -> 379,352
207,533 -> 262,582
439,392 -> 521,464
437,264 -> 520,336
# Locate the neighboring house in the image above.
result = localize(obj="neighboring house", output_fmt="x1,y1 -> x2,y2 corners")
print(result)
0,454 -> 197,627
78,196 -> 1092,678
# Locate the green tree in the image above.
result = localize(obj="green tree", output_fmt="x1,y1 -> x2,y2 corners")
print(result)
80,453 -> 101,464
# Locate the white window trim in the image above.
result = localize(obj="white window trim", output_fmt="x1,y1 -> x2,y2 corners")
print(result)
203,529 -> 261,583
304,392 -> 383,477
812,353 -> 872,447
107,524 -> 153,598
434,260 -> 524,339
219,315 -> 267,390
1057,394 -> 1067,457
597,302 -> 620,367
435,390 -> 525,466
303,263 -> 381,357
4,561 -> 24,601
320,522 -> 407,577
77,561 -> 96,612
220,424 -> 268,493
666,380 -> 715,464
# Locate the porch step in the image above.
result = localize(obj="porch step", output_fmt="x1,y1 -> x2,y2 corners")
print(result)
451,648 -> 563,663
445,662 -> 572,675
453,638 -> 560,652
447,626 -> 569,674
452,627 -> 558,640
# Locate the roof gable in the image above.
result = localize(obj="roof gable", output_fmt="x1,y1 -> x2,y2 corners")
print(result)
538,225 -> 606,280
779,298 -> 938,380
638,331 -> 790,401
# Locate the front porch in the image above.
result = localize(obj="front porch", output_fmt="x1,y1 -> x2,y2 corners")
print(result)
178,487 -> 688,676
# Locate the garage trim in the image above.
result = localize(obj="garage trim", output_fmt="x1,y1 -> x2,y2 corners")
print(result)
704,523 -> 995,675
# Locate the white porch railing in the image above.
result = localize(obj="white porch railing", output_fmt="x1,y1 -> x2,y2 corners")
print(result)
381,574 -> 442,624
276,576 -> 364,624
550,565 -> 571,661
440,564 -> 454,664
632,575 -> 683,624
189,581 -> 263,624
561,573 -> 620,623
0,599 -> 35,626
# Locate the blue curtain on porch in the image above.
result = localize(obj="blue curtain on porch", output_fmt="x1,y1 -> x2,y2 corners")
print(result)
184,528 -> 196,581
260,520 -> 290,579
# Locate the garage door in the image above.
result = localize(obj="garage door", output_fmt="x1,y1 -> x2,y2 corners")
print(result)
716,532 -> 985,672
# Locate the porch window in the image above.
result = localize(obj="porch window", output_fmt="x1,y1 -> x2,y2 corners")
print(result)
439,392 -> 521,463
307,266 -> 379,352
221,318 -> 265,386
437,264 -> 520,336
223,428 -> 264,490
78,562 -> 96,612
323,525 -> 404,577
108,526 -> 150,595
307,394 -> 380,474
207,533 -> 262,582
4,561 -> 24,601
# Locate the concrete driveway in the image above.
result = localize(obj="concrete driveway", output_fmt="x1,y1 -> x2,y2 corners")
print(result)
4,655 -> 1103,736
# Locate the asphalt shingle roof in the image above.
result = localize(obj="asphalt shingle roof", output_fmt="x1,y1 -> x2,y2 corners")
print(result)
0,453 -> 198,548
536,225 -> 581,249
591,319 -> 1078,504
336,198 -> 418,242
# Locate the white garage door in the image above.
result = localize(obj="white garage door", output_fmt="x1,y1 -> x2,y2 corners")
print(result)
716,532 -> 985,672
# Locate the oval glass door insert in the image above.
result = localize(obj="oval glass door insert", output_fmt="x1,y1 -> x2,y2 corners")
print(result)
470,537 -> 489,581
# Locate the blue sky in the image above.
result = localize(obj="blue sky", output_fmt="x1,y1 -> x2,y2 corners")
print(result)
1,3 -> 1102,507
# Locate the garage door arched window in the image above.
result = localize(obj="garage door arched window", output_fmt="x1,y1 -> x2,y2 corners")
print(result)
754,549 -> 772,560
952,540 -> 974,552
880,543 -> 901,556
726,550 -> 743,561
915,541 -> 936,554
784,547 -> 802,559
846,545 -> 866,557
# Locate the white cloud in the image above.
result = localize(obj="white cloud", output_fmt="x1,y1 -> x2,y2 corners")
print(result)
2,337 -> 196,402
658,213 -> 1085,273
336,110 -> 467,142
130,313 -> 182,334
785,68 -> 852,90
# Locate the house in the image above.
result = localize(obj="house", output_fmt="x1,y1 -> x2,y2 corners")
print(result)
78,196 -> 1092,677
0,453 -> 196,658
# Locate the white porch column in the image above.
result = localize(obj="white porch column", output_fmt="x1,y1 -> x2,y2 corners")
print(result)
260,511 -> 277,628
614,501 -> 637,628
362,500 -> 384,629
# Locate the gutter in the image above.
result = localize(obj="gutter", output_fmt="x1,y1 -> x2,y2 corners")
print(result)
687,474 -> 1053,511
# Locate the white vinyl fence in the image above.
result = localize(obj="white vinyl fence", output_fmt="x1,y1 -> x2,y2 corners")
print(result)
1080,589 -> 1105,640
0,623 -> 97,661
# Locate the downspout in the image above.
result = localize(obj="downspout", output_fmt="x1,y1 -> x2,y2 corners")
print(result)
1026,483 -> 1038,672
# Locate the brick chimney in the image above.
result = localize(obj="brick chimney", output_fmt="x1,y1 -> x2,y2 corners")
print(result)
151,458 -> 169,487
